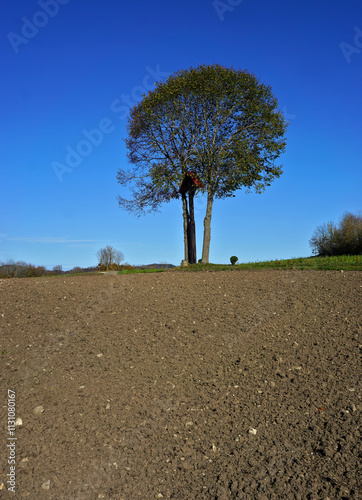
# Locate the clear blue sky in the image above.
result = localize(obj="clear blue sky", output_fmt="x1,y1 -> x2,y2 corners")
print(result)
1,0 -> 361,269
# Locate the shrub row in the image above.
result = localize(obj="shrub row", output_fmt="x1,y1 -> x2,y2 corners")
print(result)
0,262 -> 98,278
0,262 -> 46,278
309,212 -> 362,256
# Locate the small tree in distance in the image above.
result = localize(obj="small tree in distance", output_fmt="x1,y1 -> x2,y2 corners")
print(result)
52,265 -> 63,274
96,246 -> 125,270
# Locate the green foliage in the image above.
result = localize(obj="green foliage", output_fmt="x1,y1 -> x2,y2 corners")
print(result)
309,212 -> 362,256
118,63 -> 287,213
230,255 -> 238,265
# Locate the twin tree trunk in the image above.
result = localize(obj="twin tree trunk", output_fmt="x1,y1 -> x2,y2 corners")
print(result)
182,191 -> 214,265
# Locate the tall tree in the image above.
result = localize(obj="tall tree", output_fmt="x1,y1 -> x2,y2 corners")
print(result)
117,64 -> 287,263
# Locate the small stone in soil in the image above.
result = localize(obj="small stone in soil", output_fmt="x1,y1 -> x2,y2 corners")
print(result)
41,480 -> 50,490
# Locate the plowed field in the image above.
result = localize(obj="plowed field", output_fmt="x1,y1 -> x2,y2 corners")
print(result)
1,270 -> 361,499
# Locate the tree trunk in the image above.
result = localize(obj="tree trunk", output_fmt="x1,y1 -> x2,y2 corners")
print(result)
182,194 -> 189,263
188,186 -> 197,264
201,193 -> 214,264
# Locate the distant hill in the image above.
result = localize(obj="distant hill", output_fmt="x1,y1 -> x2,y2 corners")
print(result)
135,263 -> 176,270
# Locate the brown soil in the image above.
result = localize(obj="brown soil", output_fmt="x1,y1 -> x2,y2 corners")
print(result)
0,270 -> 361,499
